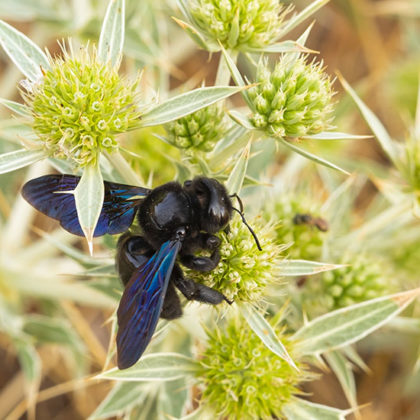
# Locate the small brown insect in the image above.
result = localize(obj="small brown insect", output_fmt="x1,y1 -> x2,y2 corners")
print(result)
293,213 -> 329,232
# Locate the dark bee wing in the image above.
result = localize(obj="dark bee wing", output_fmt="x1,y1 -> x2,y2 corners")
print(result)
21,174 -> 150,237
116,240 -> 181,369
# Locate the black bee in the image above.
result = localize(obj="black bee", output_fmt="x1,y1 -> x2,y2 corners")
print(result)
293,213 -> 329,232
22,175 -> 260,369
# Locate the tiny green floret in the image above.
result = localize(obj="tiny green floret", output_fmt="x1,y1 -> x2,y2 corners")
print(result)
189,0 -> 287,50
26,43 -> 141,167
165,104 -> 227,152
249,56 -> 335,139
190,216 -> 280,303
197,316 -> 305,419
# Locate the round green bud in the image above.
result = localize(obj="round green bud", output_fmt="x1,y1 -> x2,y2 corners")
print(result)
165,104 -> 227,152
197,316 -> 305,419
189,0 -> 287,51
250,56 -> 335,139
26,44 -> 141,167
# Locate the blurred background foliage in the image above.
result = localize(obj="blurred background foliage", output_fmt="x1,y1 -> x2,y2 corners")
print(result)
1,0 -> 420,419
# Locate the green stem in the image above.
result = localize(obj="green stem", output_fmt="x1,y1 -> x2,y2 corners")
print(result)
105,150 -> 145,185
215,49 -> 238,86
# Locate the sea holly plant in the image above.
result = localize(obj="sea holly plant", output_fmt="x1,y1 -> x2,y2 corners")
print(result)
94,289 -> 420,419
0,0 -> 244,251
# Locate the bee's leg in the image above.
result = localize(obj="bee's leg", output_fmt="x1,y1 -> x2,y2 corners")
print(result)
172,265 -> 231,305
160,281 -> 183,319
116,233 -> 154,286
179,249 -> 220,272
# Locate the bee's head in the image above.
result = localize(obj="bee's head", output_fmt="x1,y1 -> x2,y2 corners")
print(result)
184,177 -> 232,233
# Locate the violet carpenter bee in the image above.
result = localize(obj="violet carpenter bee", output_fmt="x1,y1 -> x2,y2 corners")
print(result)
22,175 -> 260,369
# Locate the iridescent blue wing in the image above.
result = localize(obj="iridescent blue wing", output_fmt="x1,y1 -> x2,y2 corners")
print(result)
116,240 -> 181,369
21,174 -> 150,236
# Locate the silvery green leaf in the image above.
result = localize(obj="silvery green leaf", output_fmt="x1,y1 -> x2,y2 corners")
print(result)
15,340 -> 41,382
0,0 -> 69,21
277,260 -> 345,276
283,398 -> 350,420
239,303 -> 298,370
279,138 -> 350,175
226,142 -> 250,194
302,132 -> 372,140
0,19 -> 49,81
247,40 -> 316,54
98,0 -> 125,68
158,379 -> 189,419
97,353 -> 199,382
220,46 -> 255,110
22,315 -> 85,357
140,86 -> 244,126
210,127 -> 250,167
74,164 -> 105,254
172,17 -> 214,51
324,351 -> 357,410
278,0 -> 330,39
89,382 -> 150,419
339,74 -> 401,165
293,289 -> 420,355
228,110 -> 255,130
176,0 -> 194,22
0,148 -> 47,174
0,98 -> 31,117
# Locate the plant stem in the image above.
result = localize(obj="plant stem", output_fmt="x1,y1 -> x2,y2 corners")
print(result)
105,150 -> 145,185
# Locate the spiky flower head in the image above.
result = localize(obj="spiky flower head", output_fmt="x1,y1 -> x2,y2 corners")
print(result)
189,0 -> 287,51
308,255 -> 392,311
189,215 -> 281,303
24,42 -> 141,167
197,315 -> 305,419
165,104 -> 227,152
249,56 -> 334,138
266,196 -> 326,261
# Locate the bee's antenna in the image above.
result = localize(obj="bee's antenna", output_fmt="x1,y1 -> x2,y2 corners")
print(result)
229,196 -> 262,251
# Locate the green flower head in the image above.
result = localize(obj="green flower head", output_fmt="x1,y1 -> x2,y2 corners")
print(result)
309,255 -> 392,311
165,104 -> 227,152
197,315 -> 305,419
189,0 -> 287,50
189,215 -> 281,303
24,42 -> 141,167
265,195 -> 327,261
249,56 -> 335,138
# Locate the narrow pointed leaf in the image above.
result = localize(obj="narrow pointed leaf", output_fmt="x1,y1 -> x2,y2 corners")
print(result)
15,340 -> 41,382
324,351 -> 357,410
140,86 -> 243,126
293,289 -> 420,355
220,45 -> 255,110
302,132 -> 372,140
98,0 -> 125,67
339,74 -> 401,165
172,17 -> 213,51
283,398 -> 350,420
279,138 -> 350,175
74,164 -> 105,252
277,260 -> 345,276
0,98 -> 31,117
97,353 -> 199,381
248,40 -> 316,54
0,148 -> 47,174
0,19 -> 49,81
89,382 -> 149,419
239,304 -> 298,370
226,142 -> 250,194
278,0 -> 330,38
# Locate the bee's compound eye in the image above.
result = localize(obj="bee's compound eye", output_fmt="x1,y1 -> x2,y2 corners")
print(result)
184,180 -> 192,187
